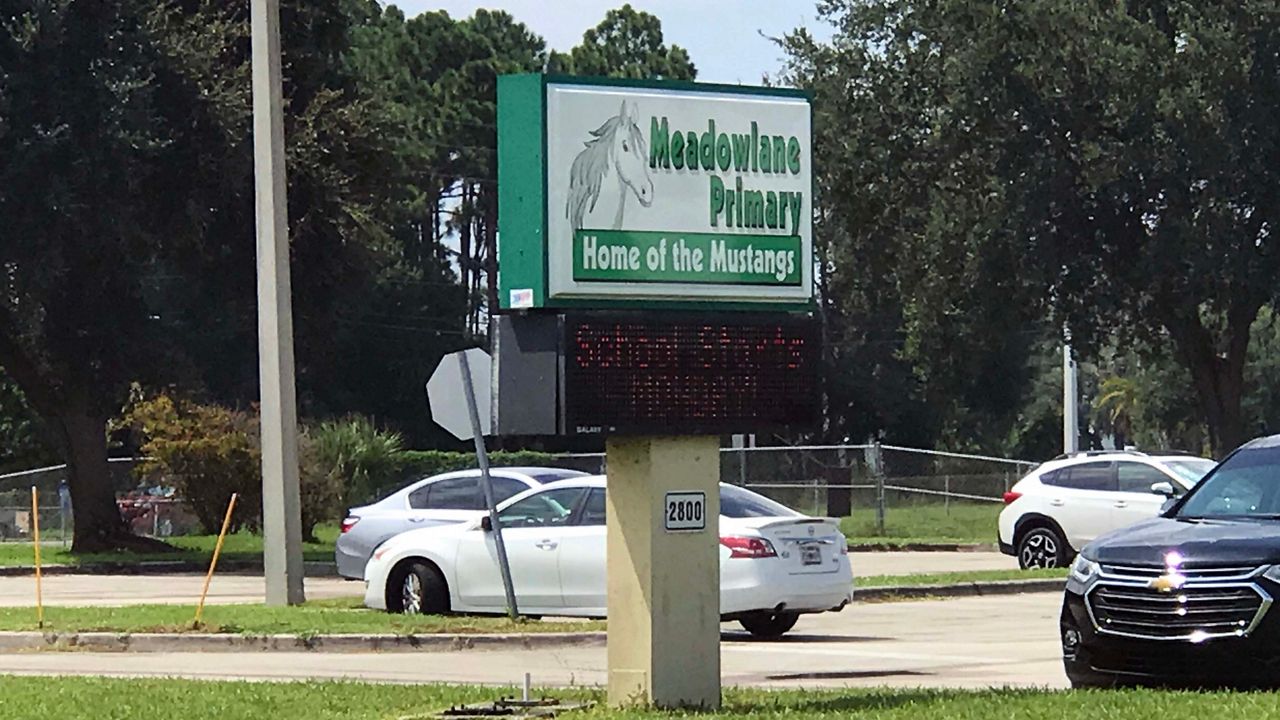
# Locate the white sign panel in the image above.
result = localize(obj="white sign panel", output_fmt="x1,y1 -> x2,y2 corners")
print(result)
664,491 -> 707,532
544,82 -> 812,304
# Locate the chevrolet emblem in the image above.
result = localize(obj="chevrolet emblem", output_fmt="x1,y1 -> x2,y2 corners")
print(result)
1148,573 -> 1187,593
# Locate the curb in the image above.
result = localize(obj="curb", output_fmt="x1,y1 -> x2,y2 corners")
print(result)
855,577 -> 1065,601
0,630 -> 607,653
0,561 -> 340,578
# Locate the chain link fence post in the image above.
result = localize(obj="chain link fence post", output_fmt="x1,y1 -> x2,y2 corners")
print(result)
865,441 -> 886,535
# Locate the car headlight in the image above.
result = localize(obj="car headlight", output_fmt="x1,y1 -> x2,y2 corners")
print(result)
1263,565 -> 1280,584
1070,555 -> 1100,584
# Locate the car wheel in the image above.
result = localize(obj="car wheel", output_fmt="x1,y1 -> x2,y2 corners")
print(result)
1017,526 -> 1068,569
390,561 -> 449,615
738,611 -> 800,638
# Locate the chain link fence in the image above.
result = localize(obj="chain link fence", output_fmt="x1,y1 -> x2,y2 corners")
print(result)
0,444 -> 1039,544
550,443 -> 1037,542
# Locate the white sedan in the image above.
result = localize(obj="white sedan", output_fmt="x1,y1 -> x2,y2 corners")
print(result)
363,476 -> 854,637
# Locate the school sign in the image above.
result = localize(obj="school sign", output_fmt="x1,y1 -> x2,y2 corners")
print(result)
498,75 -> 813,309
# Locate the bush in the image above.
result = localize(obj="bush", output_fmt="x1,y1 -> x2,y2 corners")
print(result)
119,391 -> 349,540
297,429 -> 343,542
377,449 -> 594,501
119,393 -> 262,535
310,417 -> 404,507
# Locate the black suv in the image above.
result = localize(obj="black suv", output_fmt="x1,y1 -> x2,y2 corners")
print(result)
1061,435 -> 1280,687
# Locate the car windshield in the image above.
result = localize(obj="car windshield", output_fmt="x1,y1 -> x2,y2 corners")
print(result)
1177,447 -> 1280,518
1163,458 -> 1216,486
720,485 -> 801,518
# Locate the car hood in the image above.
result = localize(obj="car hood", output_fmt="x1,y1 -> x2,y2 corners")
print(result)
1087,516 -> 1280,567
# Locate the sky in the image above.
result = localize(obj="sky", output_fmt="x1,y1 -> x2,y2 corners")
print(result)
388,1 -> 836,85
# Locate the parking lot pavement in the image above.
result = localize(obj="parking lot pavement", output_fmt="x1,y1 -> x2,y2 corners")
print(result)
851,551 -> 1016,577
0,574 -> 362,607
0,592 -> 1067,689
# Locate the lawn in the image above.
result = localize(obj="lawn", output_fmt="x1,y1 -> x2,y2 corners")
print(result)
0,524 -> 340,567
2,681 -> 1280,720
841,502 -> 1000,545
857,567 -> 1066,588
0,568 -> 1063,635
0,597 -> 604,635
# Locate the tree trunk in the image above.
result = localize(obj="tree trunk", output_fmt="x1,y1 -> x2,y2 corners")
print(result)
483,189 -> 498,333
1163,303 -> 1256,458
53,408 -> 127,552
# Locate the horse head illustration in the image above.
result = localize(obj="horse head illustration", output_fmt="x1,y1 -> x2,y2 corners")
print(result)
566,100 -> 654,230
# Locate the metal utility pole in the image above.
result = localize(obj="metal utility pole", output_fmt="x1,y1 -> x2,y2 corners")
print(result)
1063,344 -> 1079,454
252,0 -> 304,606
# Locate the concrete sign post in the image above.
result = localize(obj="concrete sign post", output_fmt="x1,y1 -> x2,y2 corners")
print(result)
426,349 -> 519,619
606,436 -> 720,708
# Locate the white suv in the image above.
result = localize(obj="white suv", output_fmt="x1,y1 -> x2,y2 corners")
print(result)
998,451 -> 1216,569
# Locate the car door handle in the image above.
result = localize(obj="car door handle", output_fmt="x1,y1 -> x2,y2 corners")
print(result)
535,540 -> 558,551
1114,501 -> 1128,508
408,517 -> 427,523
1049,499 -> 1065,507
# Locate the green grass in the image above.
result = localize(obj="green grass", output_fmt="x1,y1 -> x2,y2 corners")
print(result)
0,525 -> 340,567
857,567 -> 1067,588
841,503 -> 999,545
1,682 -> 1280,720
0,597 -> 604,635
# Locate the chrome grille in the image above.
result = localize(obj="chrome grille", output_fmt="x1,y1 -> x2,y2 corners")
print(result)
1085,565 -> 1272,641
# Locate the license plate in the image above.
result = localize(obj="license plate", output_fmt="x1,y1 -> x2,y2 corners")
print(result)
800,544 -> 822,565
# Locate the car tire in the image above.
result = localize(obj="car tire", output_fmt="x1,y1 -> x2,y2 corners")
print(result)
738,611 -> 800,638
389,560 -> 449,615
1017,526 -> 1069,569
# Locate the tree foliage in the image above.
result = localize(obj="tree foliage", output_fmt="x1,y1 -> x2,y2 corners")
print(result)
786,0 -> 1280,457
565,3 -> 696,80
0,0 -> 397,549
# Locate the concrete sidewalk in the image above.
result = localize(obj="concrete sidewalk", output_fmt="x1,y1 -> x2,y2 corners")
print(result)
0,573 -> 361,607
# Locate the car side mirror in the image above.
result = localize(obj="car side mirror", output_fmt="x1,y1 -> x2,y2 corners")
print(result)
480,515 -> 493,532
1150,481 -> 1176,497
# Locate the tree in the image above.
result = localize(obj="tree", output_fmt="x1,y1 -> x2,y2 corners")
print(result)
567,4 -> 696,80
0,369 -> 54,474
0,1 -> 394,550
786,0 -> 1280,457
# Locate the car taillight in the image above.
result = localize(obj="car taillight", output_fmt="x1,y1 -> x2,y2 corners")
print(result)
720,536 -> 777,559
340,516 -> 360,534
1002,492 -> 1022,504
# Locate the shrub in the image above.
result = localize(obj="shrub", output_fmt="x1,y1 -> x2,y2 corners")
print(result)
119,393 -> 262,535
310,416 -> 404,507
375,449 -> 597,502
298,429 -> 343,542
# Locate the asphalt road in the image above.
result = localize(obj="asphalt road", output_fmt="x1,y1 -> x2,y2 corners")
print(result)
0,551 -> 1016,607
0,592 -> 1067,689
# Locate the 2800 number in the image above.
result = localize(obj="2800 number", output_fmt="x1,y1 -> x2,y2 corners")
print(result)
664,492 -> 706,531
668,500 -> 703,523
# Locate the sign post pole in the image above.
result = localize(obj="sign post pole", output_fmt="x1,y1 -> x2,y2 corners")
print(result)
457,350 -> 520,621
606,435 -> 721,709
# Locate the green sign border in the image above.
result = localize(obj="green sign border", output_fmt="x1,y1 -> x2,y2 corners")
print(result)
497,74 -> 815,312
